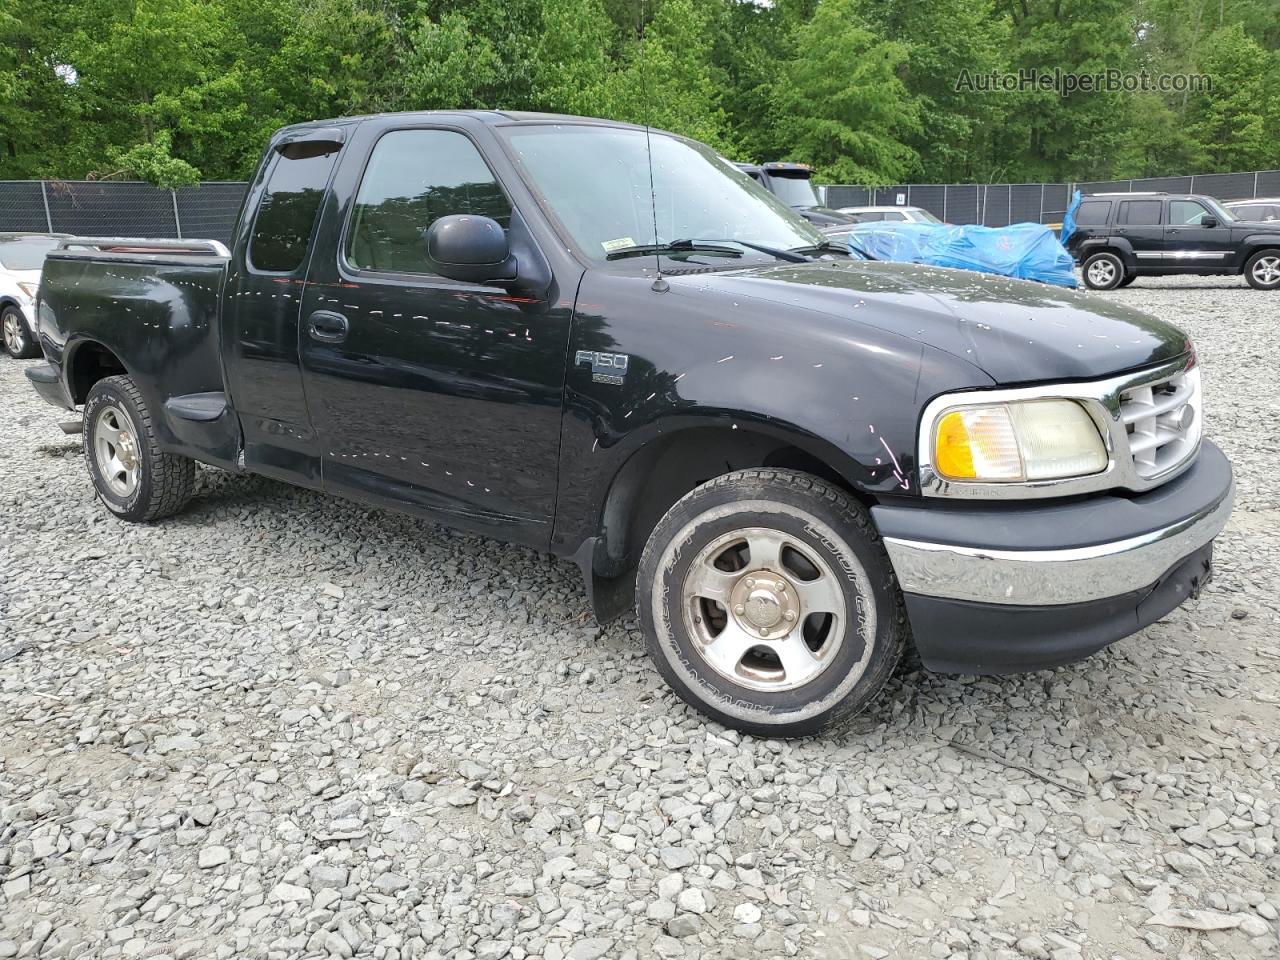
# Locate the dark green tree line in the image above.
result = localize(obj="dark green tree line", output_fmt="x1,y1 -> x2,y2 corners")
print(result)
1,0 -> 1277,187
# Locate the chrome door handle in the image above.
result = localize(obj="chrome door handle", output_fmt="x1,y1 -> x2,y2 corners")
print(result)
308,310 -> 349,343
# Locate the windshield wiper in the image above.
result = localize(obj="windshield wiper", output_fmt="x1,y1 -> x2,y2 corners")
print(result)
606,240 -> 744,261
605,238 -> 811,263
788,239 -> 849,256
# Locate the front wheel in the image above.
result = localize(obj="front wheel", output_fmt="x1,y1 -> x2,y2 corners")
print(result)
2,306 -> 39,358
1244,249 -> 1280,290
1082,252 -> 1125,290
84,375 -> 195,522
637,469 -> 908,737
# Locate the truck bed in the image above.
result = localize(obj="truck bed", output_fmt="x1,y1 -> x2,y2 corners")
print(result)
37,238 -> 240,466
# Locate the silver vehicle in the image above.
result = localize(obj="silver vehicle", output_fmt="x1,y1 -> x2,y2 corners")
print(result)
1,233 -> 68,358
835,205 -> 943,224
1224,198 -> 1280,222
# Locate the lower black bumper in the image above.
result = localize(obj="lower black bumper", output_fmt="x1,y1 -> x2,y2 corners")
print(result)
900,542 -> 1213,673
872,441 -> 1234,674
24,362 -> 74,411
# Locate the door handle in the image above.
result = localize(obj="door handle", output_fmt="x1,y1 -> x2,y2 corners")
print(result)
308,310 -> 349,343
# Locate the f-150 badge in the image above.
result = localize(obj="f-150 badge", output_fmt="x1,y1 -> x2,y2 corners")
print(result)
576,350 -> 629,385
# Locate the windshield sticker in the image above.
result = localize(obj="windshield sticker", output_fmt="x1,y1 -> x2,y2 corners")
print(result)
601,237 -> 636,253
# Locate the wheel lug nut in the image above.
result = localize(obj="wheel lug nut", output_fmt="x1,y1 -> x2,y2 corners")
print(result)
745,578 -> 755,588
758,627 -> 768,636
783,611 -> 797,622
734,604 -> 745,616
775,580 -> 786,591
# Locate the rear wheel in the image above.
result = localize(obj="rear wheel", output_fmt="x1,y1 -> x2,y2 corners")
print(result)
1244,249 -> 1280,290
84,375 -> 194,522
637,468 -> 907,737
1082,252 -> 1125,290
2,306 -> 39,359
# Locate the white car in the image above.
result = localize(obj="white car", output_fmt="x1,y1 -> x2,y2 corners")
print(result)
835,205 -> 943,224
1,233 -> 67,359
1224,198 -> 1280,222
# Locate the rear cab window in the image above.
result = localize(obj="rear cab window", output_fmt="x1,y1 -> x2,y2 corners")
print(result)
249,141 -> 342,273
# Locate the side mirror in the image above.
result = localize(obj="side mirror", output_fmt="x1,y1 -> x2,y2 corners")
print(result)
1202,216 -> 1218,228
424,215 -> 517,284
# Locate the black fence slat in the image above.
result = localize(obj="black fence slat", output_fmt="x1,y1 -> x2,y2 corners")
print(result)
45,180 -> 180,239
176,182 -> 249,245
1190,172 -> 1257,201
1009,184 -> 1042,224
0,181 -> 52,232
981,185 -> 1011,227
909,185 -> 945,220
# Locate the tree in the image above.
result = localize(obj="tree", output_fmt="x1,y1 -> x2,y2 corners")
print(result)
532,0 -> 615,116
769,0 -> 920,184
1184,23 -> 1279,170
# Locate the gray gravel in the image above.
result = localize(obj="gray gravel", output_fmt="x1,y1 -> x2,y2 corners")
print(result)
1,274 -> 1277,959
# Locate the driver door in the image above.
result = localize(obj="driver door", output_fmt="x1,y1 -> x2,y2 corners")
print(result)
297,122 -> 571,548
1165,198 -> 1234,268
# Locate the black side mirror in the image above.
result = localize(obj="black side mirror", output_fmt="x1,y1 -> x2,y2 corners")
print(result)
1202,216 -> 1218,228
424,215 -> 517,284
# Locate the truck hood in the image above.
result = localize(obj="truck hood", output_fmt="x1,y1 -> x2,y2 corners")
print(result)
683,259 -> 1190,384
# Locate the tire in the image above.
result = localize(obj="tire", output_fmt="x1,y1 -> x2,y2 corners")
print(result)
637,468 -> 908,737
1244,249 -> 1280,290
2,306 -> 39,359
1118,274 -> 1137,287
1082,252 -> 1125,290
83,375 -> 195,522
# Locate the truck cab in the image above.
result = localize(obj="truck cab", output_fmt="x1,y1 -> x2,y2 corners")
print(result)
734,162 -> 854,227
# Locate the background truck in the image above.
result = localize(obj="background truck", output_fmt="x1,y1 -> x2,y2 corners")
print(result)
28,110 -> 1233,736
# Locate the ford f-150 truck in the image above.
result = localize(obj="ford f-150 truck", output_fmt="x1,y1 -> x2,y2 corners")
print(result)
27,111 -> 1235,736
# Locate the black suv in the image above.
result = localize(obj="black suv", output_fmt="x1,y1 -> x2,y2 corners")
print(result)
1067,192 -> 1280,291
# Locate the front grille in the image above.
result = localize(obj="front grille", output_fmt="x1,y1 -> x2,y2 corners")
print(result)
1118,363 -> 1201,479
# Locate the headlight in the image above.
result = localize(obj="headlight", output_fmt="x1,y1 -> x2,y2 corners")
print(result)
932,399 -> 1107,482
17,281 -> 38,300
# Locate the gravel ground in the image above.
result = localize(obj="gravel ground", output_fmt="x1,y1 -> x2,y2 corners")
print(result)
1,275 -> 1277,960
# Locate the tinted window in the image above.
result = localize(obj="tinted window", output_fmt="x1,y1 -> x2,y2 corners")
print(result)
249,143 -> 340,273
850,212 -> 883,223
347,130 -> 511,276
1170,200 -> 1211,225
1228,203 -> 1265,220
882,211 -> 907,221
1075,201 -> 1111,225
1118,200 -> 1162,225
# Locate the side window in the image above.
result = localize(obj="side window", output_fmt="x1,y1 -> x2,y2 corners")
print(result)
1229,204 -> 1261,220
1118,200 -> 1162,225
883,211 -> 907,221
346,129 -> 512,276
852,212 -> 883,222
1170,200 -> 1210,225
1075,201 -> 1111,225
250,142 -> 341,273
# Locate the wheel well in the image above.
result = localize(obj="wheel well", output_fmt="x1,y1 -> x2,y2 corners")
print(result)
1083,247 -> 1124,262
68,341 -> 127,404
594,426 -> 862,579
1242,246 -> 1280,273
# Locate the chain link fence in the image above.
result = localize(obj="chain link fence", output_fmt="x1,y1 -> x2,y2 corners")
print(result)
0,180 -> 249,245
823,170 -> 1280,227
4,170 -> 1280,241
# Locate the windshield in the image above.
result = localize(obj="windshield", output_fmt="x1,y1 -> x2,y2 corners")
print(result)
0,236 -> 59,270
500,125 -> 824,263
767,174 -> 820,208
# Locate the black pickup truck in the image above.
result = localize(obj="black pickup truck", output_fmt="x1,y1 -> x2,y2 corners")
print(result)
28,111 -> 1234,736
1067,191 -> 1280,290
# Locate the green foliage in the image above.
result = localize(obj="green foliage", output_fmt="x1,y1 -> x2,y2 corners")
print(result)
771,0 -> 920,184
1,0 -> 1278,187
103,131 -> 200,188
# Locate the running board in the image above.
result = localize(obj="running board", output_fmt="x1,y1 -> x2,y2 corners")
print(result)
165,392 -> 228,422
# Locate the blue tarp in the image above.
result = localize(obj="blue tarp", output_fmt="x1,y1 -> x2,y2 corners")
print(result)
1060,189 -> 1082,246
846,220 -> 1079,288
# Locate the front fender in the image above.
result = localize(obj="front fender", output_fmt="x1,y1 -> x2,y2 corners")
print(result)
550,270 -> 993,554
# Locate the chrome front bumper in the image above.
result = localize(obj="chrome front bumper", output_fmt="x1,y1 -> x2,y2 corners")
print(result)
876,441 -> 1235,607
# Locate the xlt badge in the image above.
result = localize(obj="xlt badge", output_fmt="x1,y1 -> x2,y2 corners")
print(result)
576,350 -> 629,385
